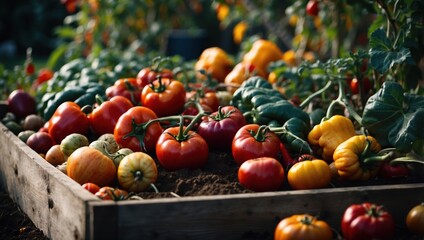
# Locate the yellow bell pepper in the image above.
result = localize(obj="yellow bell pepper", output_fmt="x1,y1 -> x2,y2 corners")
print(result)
242,39 -> 283,78
224,62 -> 255,94
333,135 -> 382,181
307,115 -> 356,161
195,47 -> 233,83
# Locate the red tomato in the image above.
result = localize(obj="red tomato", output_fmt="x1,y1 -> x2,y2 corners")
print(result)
105,78 -> 142,105
25,62 -> 35,75
350,77 -> 372,95
186,90 -> 220,112
238,157 -> 285,192
232,124 -> 281,166
136,67 -> 173,88
141,78 -> 186,117
89,96 -> 133,136
306,0 -> 319,17
34,68 -> 54,87
156,126 -> 208,171
95,186 -> 129,201
7,89 -> 36,120
114,106 -> 163,153
378,161 -> 409,179
82,182 -> 101,194
341,202 -> 395,240
47,101 -> 90,143
26,131 -> 55,155
197,106 -> 246,151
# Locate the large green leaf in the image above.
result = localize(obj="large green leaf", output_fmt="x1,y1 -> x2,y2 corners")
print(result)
362,81 -> 424,153
368,29 -> 415,74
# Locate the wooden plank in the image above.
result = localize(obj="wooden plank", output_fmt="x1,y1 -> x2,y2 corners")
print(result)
0,124 -> 99,240
87,183 -> 424,240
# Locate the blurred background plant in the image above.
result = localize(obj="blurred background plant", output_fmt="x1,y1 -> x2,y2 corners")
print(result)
49,0 -> 221,69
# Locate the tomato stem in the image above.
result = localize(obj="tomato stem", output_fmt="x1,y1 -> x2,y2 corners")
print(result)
249,125 -> 269,142
133,170 -> 143,182
150,75 -> 168,93
299,215 -> 314,225
150,183 -> 159,193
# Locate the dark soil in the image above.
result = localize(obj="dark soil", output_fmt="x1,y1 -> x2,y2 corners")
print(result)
0,191 -> 49,240
137,151 -> 254,199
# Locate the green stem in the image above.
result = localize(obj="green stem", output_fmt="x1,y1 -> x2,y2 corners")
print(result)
150,75 -> 167,93
150,183 -> 159,193
299,80 -> 333,109
251,125 -> 269,142
325,78 -> 362,123
390,157 -> 424,165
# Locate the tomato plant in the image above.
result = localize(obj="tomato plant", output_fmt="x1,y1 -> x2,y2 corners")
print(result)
114,106 -> 163,153
232,124 -> 281,166
238,157 -> 285,192
117,152 -> 158,193
141,77 -> 186,117
406,203 -> 424,236
156,119 -> 208,171
197,106 -> 246,151
275,214 -> 333,240
341,202 -> 395,240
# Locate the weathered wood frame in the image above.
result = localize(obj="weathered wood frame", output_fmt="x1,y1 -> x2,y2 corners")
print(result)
1,123 -> 423,239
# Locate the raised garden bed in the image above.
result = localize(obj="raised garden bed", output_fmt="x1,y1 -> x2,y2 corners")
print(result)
1,122 -> 423,240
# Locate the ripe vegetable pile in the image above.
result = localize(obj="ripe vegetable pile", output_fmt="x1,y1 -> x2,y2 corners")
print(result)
1,38 -> 424,239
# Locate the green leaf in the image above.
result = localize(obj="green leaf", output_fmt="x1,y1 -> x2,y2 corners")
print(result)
369,28 -> 392,51
54,27 -> 77,39
362,81 -> 424,153
46,44 -> 68,71
369,46 -> 414,73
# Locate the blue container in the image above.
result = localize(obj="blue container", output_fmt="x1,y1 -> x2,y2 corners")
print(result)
166,29 -> 207,61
